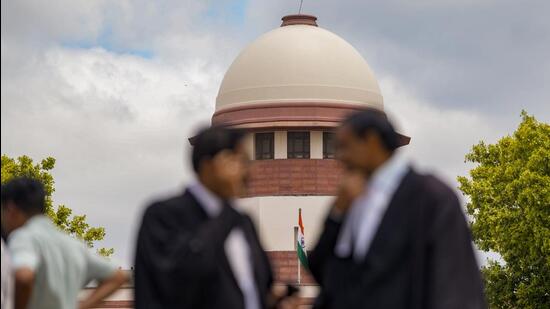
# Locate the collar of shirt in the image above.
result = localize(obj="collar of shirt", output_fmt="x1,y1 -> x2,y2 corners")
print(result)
187,180 -> 225,217
335,151 -> 410,260
367,150 -> 410,195
13,215 -> 52,234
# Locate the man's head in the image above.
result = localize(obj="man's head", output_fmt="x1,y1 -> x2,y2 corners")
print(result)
192,126 -> 249,199
337,109 -> 401,175
1,177 -> 45,235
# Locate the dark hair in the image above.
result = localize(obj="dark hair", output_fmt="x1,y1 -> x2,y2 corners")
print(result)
342,109 -> 400,152
1,177 -> 46,215
191,126 -> 245,173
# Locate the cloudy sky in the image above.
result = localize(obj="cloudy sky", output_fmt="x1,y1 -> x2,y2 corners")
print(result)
2,0 -> 549,267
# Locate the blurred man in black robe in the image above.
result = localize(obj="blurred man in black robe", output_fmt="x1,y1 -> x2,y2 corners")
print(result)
309,110 -> 486,309
134,127 -> 297,309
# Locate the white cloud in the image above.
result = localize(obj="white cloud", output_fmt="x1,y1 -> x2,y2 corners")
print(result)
381,76 -> 498,188
1,44 -> 223,266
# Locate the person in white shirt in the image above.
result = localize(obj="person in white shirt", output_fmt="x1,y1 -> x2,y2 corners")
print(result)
1,177 -> 128,309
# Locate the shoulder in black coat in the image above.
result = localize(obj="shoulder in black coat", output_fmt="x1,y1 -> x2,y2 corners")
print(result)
134,190 -> 273,309
309,169 -> 486,309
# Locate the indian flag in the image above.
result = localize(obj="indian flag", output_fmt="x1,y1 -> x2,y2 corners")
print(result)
296,208 -> 309,269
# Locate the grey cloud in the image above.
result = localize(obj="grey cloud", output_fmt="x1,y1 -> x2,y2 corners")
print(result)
247,0 -> 550,118
1,0 -> 105,45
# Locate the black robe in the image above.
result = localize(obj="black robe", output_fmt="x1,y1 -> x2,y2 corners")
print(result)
309,169 -> 487,309
134,190 -> 273,309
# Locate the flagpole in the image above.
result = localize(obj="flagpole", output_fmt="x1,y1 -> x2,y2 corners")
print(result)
297,222 -> 302,285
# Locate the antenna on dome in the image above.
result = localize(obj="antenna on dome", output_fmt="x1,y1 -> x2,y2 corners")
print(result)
298,0 -> 304,14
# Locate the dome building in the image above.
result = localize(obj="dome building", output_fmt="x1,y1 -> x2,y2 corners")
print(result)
212,14 -> 410,285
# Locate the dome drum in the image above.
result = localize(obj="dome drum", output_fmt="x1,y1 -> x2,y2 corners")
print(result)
212,101 -> 375,129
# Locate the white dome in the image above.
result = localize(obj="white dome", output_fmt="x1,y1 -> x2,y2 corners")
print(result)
216,16 -> 383,111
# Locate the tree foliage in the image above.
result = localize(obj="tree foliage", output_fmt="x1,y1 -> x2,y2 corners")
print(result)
1,155 -> 113,257
458,111 -> 550,308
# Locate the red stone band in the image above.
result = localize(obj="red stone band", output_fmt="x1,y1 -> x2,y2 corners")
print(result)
212,102 -> 371,128
281,14 -> 318,27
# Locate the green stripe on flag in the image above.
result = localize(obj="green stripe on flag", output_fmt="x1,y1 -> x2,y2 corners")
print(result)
297,240 -> 309,269
297,244 -> 308,268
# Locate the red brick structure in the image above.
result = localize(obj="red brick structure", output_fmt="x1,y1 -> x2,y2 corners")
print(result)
246,159 -> 343,197
267,251 -> 316,284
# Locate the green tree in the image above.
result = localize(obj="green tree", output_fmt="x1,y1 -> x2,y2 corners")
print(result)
1,155 -> 113,257
458,111 -> 550,308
